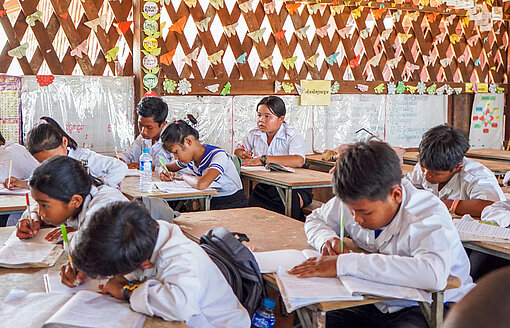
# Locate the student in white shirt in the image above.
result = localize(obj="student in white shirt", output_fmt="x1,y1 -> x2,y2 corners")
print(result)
289,141 -> 474,328
234,96 -> 311,220
406,124 -> 504,217
16,156 -> 128,246
0,132 -> 38,183
65,201 -> 250,328
159,118 -> 247,210
118,97 -> 174,171
480,200 -> 510,227
16,117 -> 127,189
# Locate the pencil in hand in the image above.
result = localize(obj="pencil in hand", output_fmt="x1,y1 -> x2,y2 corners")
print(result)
60,224 -> 78,283
159,157 -> 174,180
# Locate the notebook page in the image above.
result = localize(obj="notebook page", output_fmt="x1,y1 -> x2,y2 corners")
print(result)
454,215 -> 510,240
0,240 -> 61,268
240,166 -> 268,172
340,276 -> 432,302
0,186 -> 30,195
154,180 -> 217,193
5,228 -> 60,244
253,249 -> 321,273
46,290 -> 146,328
44,271 -> 105,294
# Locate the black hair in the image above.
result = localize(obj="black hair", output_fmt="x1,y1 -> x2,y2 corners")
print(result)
136,97 -> 168,126
72,201 -> 158,278
39,117 -> 78,149
333,141 -> 402,202
26,122 -> 76,155
257,96 -> 286,117
0,131 -> 5,144
160,119 -> 199,146
418,124 -> 469,171
29,156 -> 93,203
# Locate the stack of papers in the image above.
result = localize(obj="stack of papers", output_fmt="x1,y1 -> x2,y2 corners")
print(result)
454,215 -> 510,243
0,186 -> 29,195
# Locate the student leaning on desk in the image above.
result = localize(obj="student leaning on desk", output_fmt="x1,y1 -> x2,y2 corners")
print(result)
289,141 -> 475,328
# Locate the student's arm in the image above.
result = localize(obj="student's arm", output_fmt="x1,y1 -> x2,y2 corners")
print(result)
234,148 -> 252,159
82,149 -> 128,187
443,199 -> 494,217
159,161 -> 184,181
3,177 -> 29,189
118,138 -> 140,164
182,169 -> 220,190
15,208 -> 42,239
481,201 -> 510,227
304,198 -> 344,251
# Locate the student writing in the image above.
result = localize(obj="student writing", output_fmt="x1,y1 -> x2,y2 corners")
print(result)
234,96 -> 311,220
65,201 -> 250,327
290,141 -> 474,328
0,131 -> 38,185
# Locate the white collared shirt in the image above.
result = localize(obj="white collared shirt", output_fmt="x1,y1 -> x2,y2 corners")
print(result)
304,180 -> 475,313
119,134 -> 174,170
241,122 -> 305,160
0,140 -> 38,181
481,200 -> 510,227
129,221 -> 250,328
406,157 -> 505,202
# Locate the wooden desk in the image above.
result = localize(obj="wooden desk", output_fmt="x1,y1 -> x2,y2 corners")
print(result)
120,175 -> 217,211
0,195 -> 28,215
306,154 -> 415,175
462,240 -> 510,261
175,207 -> 459,328
0,227 -> 186,328
466,148 -> 510,162
241,168 -> 332,217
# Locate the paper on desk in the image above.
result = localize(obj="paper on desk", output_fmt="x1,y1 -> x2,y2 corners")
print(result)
154,180 -> 218,193
44,271 -> 105,294
254,249 -> 321,273
241,166 -> 268,172
454,215 -> 510,241
340,276 -> 431,302
0,186 -> 30,195
125,169 -> 140,177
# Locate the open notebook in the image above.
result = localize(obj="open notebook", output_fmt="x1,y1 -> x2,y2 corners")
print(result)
154,180 -> 219,194
454,215 -> 510,243
276,267 -> 431,312
0,290 -> 146,328
0,186 -> 30,195
253,249 -> 321,273
44,270 -> 105,294
0,228 -> 63,268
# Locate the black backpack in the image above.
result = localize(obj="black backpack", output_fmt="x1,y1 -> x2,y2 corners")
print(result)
200,227 -> 266,317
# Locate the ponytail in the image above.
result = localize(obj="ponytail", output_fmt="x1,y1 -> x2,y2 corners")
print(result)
40,117 -> 78,149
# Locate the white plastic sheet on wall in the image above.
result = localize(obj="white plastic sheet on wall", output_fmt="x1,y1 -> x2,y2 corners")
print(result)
21,76 -> 134,155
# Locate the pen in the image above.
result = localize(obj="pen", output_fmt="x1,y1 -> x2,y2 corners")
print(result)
159,157 -> 173,180
61,225 -> 77,277
7,160 -> 12,188
340,202 -> 344,253
25,193 -> 33,231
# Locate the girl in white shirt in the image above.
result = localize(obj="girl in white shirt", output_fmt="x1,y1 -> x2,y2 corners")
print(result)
234,96 -> 312,220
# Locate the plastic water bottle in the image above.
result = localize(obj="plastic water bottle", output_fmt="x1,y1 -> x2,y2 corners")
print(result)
252,298 -> 276,328
139,148 -> 153,193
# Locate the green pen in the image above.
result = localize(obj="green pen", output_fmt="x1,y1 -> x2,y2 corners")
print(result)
159,157 -> 173,180
61,224 -> 77,274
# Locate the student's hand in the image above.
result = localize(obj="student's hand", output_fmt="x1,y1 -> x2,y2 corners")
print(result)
101,275 -> 129,300
238,150 -> 253,160
3,177 -> 29,189
127,163 -> 139,169
15,218 -> 41,239
159,169 -> 175,181
242,157 -> 263,166
45,226 -> 75,241
321,237 -> 350,255
60,262 -> 88,287
288,256 -> 338,278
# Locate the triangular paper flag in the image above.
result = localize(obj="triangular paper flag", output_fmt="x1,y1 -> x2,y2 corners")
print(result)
351,7 -> 362,19
349,54 -> 361,68
205,84 -> 219,93
286,3 -> 301,15
208,50 -> 224,65
113,21 -> 133,35
196,17 -> 211,32
316,24 -> 330,38
386,55 -> 402,69
26,10 -> 43,27
239,0 -> 253,13
307,3 -> 321,14
160,49 -> 176,66
449,34 -> 461,44
182,48 -> 199,66
360,27 -> 371,39
407,11 -> 419,21
221,82 -> 232,95
398,33 -> 412,44
0,10 -> 7,17
467,35 -> 478,47
70,39 -> 88,58
445,15 -> 456,27
296,25 -> 310,40
330,5 -> 342,16
406,85 -> 418,94
260,55 -> 273,68
461,16 -> 470,28
374,83 -> 385,94
248,28 -> 265,43
282,56 -> 297,70
367,52 -> 383,66
8,43 -> 29,59
264,0 -> 275,14
295,84 -> 304,95
306,53 -> 319,67
106,46 -> 119,62
274,30 -> 286,40
84,15 -> 107,33
380,29 -> 392,41
210,0 -> 224,10
372,8 -> 386,20
355,84 -> 369,92
432,32 -> 446,45
224,23 -> 238,37
169,17 -> 186,34
236,52 -> 247,64
275,81 -> 282,93
184,0 -> 196,7
326,52 -> 340,66
59,12 -> 69,19
440,57 -> 452,67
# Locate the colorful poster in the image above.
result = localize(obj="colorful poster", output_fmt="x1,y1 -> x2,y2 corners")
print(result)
0,75 -> 22,143
469,94 -> 504,149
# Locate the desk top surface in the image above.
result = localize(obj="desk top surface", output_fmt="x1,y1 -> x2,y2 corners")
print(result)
241,167 -> 333,187
404,151 -> 510,173
0,194 -> 30,212
466,148 -> 510,161
306,154 -> 414,175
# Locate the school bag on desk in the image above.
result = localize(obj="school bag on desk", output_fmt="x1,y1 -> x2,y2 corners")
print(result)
200,227 -> 266,317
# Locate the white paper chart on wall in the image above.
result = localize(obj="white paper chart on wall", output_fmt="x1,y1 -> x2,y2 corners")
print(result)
21,76 -> 135,155
0,75 -> 22,143
469,94 -> 504,149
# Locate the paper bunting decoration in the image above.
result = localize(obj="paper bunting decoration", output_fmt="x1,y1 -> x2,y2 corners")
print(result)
210,0 -> 224,10
113,21 -> 133,35
296,25 -> 310,40
196,17 -> 211,32
236,52 -> 247,64
36,75 -> 55,87
220,82 -> 231,96
435,85 -> 445,95
208,50 -> 224,65
326,52 -> 340,66
386,56 -> 402,69
467,35 -> 478,47
58,12 -> 69,20
7,43 -> 29,59
472,83 -> 478,93
106,47 -> 119,62
224,23 -> 238,37
457,54 -> 467,63
182,48 -> 200,66
422,54 -> 436,66
403,62 -> 419,78
393,10 -> 402,22
184,0 -> 196,7
264,1 -> 275,14
26,11 -> 43,27
275,81 -> 282,93
395,82 -> 405,94
426,83 -> 437,95
426,13 -> 439,23
387,82 -> 396,95
330,5 -> 342,16
260,55 -> 273,68
308,4 -> 321,14
380,29 -> 392,42
483,36 -> 488,43
274,30 -> 286,40
282,82 -> 294,93
316,24 -> 330,38
84,15 -> 107,33
339,26 -> 354,39
162,79 -> 176,93
351,7 -> 362,19
440,58 -> 452,67
360,28 -> 371,39
398,33 -> 412,44
169,17 -> 186,34
160,49 -> 176,66
432,32 -> 446,45
415,82 -> 425,95
449,34 -> 461,45
372,8 -> 386,20
474,58 -> 480,66
355,84 -> 368,92
248,28 -> 265,43
295,84 -> 304,95
239,0 -> 253,13
283,56 -> 297,70
461,16 -> 470,28
496,87 -> 504,94
70,39 -> 88,58
0,9 -> 7,17
406,85 -> 418,94
306,53 -> 319,67
177,78 -> 192,95
407,11 -> 419,22
160,0 -> 171,5
374,83 -> 385,94
367,52 -> 383,67
286,3 -> 301,15
453,87 -> 462,95
349,54 -> 360,68
331,81 -> 340,93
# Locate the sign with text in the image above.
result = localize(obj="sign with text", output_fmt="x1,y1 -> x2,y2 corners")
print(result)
300,80 -> 331,106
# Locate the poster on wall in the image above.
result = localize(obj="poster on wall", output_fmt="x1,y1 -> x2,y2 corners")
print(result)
0,75 -> 22,143
469,94 -> 504,149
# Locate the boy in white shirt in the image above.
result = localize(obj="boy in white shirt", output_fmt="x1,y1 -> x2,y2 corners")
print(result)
289,141 -> 474,328
0,132 -> 38,185
406,124 -> 504,217
66,201 -> 250,328
119,97 -> 174,171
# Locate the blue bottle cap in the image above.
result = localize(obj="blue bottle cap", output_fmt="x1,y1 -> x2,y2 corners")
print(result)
142,148 -> 150,153
263,298 -> 276,309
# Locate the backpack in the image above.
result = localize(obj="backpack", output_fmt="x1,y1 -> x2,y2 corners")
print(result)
200,227 -> 266,317
133,197 -> 177,223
